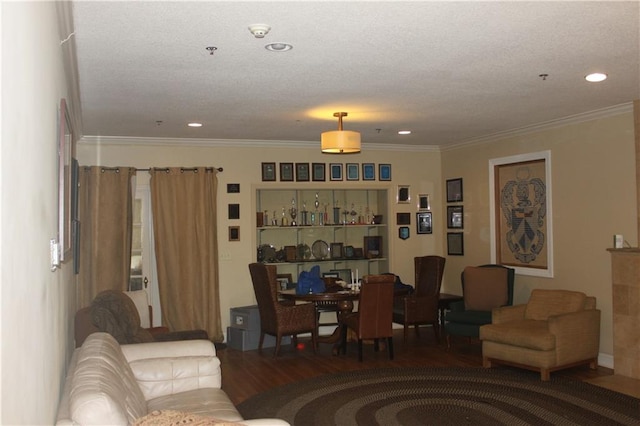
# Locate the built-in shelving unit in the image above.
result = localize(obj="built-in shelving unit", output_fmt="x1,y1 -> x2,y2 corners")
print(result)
255,188 -> 389,281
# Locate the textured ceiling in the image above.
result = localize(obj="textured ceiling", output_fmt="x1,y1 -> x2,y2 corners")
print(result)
71,1 -> 640,148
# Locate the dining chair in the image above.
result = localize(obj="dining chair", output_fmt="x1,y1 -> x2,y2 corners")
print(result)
340,274 -> 395,361
248,263 -> 318,356
392,255 -> 446,343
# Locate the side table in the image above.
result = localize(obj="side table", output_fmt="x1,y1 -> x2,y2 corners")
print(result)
438,293 -> 463,328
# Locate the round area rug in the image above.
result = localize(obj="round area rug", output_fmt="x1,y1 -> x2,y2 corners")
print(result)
237,367 -> 639,425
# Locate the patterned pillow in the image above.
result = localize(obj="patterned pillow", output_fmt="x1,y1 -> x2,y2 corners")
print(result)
134,410 -> 245,426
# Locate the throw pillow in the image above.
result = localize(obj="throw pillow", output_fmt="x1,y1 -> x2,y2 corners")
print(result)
133,410 -> 245,426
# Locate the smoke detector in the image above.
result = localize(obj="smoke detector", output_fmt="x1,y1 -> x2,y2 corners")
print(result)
248,24 -> 271,38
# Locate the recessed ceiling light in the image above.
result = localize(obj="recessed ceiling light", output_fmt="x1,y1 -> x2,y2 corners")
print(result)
265,42 -> 293,52
188,122 -> 203,127
398,130 -> 411,135
585,73 -> 607,82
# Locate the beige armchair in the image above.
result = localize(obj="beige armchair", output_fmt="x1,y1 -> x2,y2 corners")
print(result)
480,289 -> 600,381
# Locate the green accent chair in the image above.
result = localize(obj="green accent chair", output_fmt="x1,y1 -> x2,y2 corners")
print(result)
444,264 -> 514,348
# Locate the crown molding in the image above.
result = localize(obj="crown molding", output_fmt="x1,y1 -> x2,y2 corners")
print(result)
440,102 -> 634,152
79,103 -> 633,153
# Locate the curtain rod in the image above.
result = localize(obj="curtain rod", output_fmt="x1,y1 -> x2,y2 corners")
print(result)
97,166 -> 223,173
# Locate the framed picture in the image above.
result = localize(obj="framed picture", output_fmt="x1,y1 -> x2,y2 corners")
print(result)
446,178 -> 463,202
417,194 -> 430,211
447,205 -> 463,229
276,273 -> 293,291
228,203 -> 240,220
330,163 -> 343,181
229,226 -> 240,241
417,212 -> 432,234
261,162 -> 276,181
226,183 -> 240,193
396,212 -> 411,225
343,245 -> 355,258
58,99 -> 75,263
399,226 -> 410,240
354,247 -> 364,258
312,163 -> 326,181
364,236 -> 382,258
295,163 -> 310,181
362,163 -> 375,181
346,163 -> 359,181
447,232 -> 464,255
329,269 -> 352,283
280,163 -> 294,181
397,185 -> 410,204
489,150 -> 553,278
330,242 -> 344,259
379,164 -> 391,181
71,159 -> 80,273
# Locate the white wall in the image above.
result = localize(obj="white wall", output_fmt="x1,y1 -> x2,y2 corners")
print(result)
1,3 -> 76,424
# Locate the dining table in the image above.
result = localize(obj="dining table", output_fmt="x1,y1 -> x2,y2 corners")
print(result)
279,285 -> 411,355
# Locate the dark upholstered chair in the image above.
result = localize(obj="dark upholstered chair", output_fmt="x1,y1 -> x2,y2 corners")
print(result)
75,290 -> 209,347
249,263 -> 318,357
392,255 -> 446,342
444,264 -> 514,348
340,274 -> 395,361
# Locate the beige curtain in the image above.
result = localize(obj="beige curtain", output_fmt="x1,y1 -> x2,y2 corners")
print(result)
150,167 -> 222,341
77,166 -> 136,308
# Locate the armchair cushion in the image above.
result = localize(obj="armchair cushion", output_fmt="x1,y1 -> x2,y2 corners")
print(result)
524,289 -> 586,320
479,319 -> 555,351
463,267 -> 508,311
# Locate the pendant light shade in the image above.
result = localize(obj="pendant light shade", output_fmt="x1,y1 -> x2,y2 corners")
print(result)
321,112 -> 361,154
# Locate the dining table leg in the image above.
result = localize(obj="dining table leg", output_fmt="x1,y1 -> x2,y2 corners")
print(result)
316,299 -> 354,355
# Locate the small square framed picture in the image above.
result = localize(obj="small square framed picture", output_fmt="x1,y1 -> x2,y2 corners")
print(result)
229,226 -> 240,241
296,163 -> 310,181
397,185 -> 410,204
226,183 -> 240,193
228,203 -> 240,220
280,163 -> 294,181
261,162 -> 276,181
330,163 -> 343,181
346,163 -> 359,181
446,178 -> 463,202
362,163 -> 375,181
447,205 -> 464,229
396,212 -> 411,225
312,163 -> 326,181
417,212 -> 432,234
447,232 -> 464,255
379,164 -> 391,181
417,194 -> 430,211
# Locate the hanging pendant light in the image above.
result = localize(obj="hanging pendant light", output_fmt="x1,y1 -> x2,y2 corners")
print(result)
321,112 -> 361,154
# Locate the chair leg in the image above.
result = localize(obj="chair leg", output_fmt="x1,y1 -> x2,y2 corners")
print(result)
357,339 -> 363,362
432,322 -> 440,343
258,332 -> 265,353
273,335 -> 282,357
341,324 -> 348,355
446,334 -> 451,350
387,337 -> 394,360
374,338 -> 380,352
311,330 -> 317,354
414,324 -> 421,337
403,324 -> 409,342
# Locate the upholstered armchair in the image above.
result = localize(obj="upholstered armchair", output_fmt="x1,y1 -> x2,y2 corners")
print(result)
75,290 -> 209,347
248,263 -> 318,356
392,255 -> 446,342
480,289 -> 600,381
341,274 -> 395,361
444,265 -> 514,348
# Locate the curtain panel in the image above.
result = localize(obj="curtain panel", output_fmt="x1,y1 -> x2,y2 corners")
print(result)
150,167 -> 222,341
77,166 -> 136,308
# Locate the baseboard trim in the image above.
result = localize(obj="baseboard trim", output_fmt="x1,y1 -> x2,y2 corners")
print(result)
598,353 -> 614,369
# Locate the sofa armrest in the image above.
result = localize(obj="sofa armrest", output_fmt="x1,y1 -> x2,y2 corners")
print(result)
491,304 -> 526,324
242,420 -> 291,426
549,309 -> 601,364
121,340 -> 222,401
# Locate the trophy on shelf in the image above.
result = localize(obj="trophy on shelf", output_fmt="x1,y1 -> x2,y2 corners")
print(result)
289,198 -> 297,226
300,200 -> 308,226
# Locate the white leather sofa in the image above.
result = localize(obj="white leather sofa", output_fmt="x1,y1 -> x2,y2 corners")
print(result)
56,332 -> 288,425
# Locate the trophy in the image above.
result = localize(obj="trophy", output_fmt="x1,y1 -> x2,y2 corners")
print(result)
289,198 -> 297,226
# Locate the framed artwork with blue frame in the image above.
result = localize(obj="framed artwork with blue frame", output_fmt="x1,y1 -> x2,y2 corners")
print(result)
362,163 -> 375,180
346,163 -> 359,181
330,163 -> 343,181
379,164 -> 391,181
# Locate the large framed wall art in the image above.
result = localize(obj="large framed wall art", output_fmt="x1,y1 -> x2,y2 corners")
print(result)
489,151 -> 553,278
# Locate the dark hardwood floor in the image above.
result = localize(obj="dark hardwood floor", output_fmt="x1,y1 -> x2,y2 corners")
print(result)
218,328 -> 613,405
